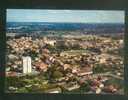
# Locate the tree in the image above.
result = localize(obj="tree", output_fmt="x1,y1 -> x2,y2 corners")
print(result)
52,70 -> 63,79
80,81 -> 90,92
93,64 -> 105,73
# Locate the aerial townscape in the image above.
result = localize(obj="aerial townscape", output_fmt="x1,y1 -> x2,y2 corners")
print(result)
5,10 -> 124,94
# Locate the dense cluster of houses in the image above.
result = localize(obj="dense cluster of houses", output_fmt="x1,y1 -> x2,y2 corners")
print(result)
6,35 -> 123,94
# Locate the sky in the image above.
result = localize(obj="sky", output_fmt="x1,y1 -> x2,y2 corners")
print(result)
7,9 -> 124,23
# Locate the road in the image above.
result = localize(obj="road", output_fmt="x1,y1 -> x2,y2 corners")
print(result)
92,72 -> 123,80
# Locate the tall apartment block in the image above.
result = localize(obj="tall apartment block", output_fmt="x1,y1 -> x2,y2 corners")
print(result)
22,56 -> 32,74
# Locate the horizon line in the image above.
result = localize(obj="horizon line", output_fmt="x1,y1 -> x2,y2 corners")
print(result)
6,21 -> 124,24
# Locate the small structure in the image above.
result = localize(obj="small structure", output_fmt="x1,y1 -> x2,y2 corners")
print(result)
22,56 -> 32,74
45,87 -> 62,93
34,62 -> 48,72
119,39 -> 123,44
43,37 -> 56,46
63,82 -> 80,91
99,58 -> 106,64
67,84 -> 80,91
77,67 -> 93,76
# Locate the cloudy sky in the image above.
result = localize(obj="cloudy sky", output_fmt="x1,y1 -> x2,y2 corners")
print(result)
7,9 -> 124,23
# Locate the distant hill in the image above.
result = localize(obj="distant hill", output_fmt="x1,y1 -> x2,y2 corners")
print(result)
6,22 -> 124,35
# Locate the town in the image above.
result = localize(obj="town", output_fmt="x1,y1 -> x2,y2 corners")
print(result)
5,32 -> 124,94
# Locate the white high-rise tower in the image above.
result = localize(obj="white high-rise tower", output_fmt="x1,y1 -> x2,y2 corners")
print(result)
22,56 -> 32,74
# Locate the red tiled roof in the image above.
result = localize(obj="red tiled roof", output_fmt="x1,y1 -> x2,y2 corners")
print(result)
34,62 -> 48,70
